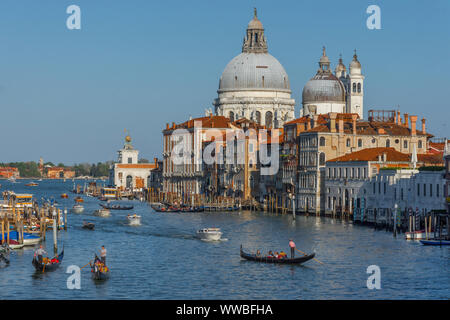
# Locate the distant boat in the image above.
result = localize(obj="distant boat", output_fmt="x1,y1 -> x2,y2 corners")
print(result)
61,193 -> 69,199
82,221 -> 95,230
32,249 -> 64,272
25,182 -> 38,187
127,214 -> 141,225
93,208 -> 111,217
240,245 -> 316,265
71,204 -> 84,213
75,196 -> 84,203
100,203 -> 133,210
420,239 -> 450,246
197,228 -> 223,241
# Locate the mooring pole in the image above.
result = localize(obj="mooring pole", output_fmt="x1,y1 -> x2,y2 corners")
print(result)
64,208 -> 67,231
52,208 -> 57,254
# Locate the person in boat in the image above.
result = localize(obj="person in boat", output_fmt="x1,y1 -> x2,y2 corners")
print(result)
256,250 -> 261,257
274,251 -> 279,259
289,239 -> 296,258
100,245 -> 107,265
34,245 -> 47,264
279,251 -> 287,259
267,250 -> 274,258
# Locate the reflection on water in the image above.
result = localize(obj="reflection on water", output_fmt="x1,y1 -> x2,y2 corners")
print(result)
0,180 -> 449,300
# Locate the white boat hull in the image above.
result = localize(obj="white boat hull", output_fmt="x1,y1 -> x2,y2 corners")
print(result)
23,237 -> 41,246
94,209 -> 111,217
197,231 -> 223,241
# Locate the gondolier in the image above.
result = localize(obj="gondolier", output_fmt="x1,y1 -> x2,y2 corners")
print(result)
34,245 -> 47,264
289,239 -> 296,258
100,245 -> 107,264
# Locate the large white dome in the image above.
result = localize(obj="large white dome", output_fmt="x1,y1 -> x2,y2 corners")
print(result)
218,52 -> 290,92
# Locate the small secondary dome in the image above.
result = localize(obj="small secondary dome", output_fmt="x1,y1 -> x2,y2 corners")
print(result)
302,47 -> 346,104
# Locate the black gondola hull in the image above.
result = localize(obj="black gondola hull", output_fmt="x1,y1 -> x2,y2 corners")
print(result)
240,247 -> 315,265
32,250 -> 64,272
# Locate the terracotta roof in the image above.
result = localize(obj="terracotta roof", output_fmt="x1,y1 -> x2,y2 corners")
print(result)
303,118 -> 430,137
164,115 -> 232,132
417,153 -> 444,165
327,148 -> 411,162
116,164 -> 157,169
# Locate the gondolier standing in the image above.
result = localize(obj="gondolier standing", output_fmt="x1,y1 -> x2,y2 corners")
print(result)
289,239 -> 296,258
34,245 -> 47,264
100,245 -> 107,264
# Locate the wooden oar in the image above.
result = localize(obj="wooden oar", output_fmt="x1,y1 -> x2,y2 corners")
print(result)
80,261 -> 91,270
295,248 -> 324,265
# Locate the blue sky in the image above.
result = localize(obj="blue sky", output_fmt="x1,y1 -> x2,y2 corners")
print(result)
0,0 -> 449,164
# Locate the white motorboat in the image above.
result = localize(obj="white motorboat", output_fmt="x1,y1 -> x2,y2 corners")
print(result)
127,214 -> 141,225
196,228 -> 223,241
93,208 -> 111,217
71,204 -> 85,213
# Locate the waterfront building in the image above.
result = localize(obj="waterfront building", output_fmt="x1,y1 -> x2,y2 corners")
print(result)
162,115 -> 233,197
302,48 -> 364,119
213,9 -> 295,129
323,147 -> 439,215
445,141 -> 450,214
362,168 -> 446,223
46,167 -> 75,179
296,110 -> 432,214
109,134 -> 160,191
0,167 -> 20,179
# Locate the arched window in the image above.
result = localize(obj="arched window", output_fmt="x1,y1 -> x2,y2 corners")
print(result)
352,83 -> 356,93
255,111 -> 261,124
319,137 -> 326,146
346,138 -> 351,147
319,153 -> 325,166
386,139 -> 390,148
358,139 -> 362,148
357,83 -> 361,93
418,140 -> 423,149
265,111 -> 273,128
404,140 -> 408,149
126,175 -> 133,189
229,111 -> 234,122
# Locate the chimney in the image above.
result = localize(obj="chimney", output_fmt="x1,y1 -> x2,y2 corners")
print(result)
410,115 -> 418,136
313,114 -> 319,129
329,113 -> 337,133
306,117 -> 311,131
351,114 -> 358,135
403,113 -> 409,128
172,122 -> 176,129
421,118 -> 426,134
338,119 -> 344,135
154,157 -> 158,165
397,111 -> 401,125
166,123 -> 169,130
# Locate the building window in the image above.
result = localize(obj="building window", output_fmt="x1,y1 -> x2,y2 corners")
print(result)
404,140 -> 408,149
357,83 -> 361,93
401,188 -> 404,200
128,157 -> 132,164
417,184 -> 420,196
386,139 -> 390,148
319,153 -> 325,166
437,184 -> 439,197
229,111 -> 235,122
430,184 -> 432,197
346,139 -> 351,147
262,76 -> 265,88
423,183 -> 426,196
373,182 -> 376,194
265,111 -> 273,128
353,83 -> 356,93
358,139 -> 362,148
255,111 -> 261,124
320,137 -> 326,146
418,140 -> 422,149
384,182 -> 387,194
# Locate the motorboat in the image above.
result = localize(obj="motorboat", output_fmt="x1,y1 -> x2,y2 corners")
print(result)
93,208 -> 111,217
127,214 -> 141,225
71,204 -> 85,213
82,221 -> 95,230
196,228 -> 223,241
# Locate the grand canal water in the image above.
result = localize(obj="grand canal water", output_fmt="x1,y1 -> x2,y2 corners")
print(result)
0,180 -> 448,300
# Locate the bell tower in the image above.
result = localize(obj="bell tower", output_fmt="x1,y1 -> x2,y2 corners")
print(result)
348,50 -> 364,118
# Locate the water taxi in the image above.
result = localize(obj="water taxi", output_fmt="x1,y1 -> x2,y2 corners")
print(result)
71,204 -> 85,213
127,214 -> 141,225
100,187 -> 118,200
93,208 -> 111,217
196,228 -> 223,241
25,182 -> 38,187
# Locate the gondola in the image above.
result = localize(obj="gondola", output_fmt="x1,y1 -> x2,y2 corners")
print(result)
32,249 -> 64,272
82,222 -> 95,230
100,203 -> 133,210
420,239 -> 450,246
90,256 -> 110,280
240,245 -> 315,265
